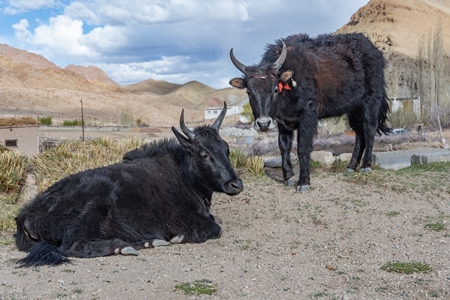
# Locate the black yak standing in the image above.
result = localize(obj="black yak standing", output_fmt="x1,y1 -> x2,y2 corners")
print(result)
229,33 -> 390,192
14,102 -> 243,266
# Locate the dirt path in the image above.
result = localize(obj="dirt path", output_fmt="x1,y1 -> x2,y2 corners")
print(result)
1,167 -> 449,299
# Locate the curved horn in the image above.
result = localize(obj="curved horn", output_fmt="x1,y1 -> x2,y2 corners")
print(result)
273,41 -> 287,71
180,108 -> 195,140
211,102 -> 227,131
230,48 -> 246,73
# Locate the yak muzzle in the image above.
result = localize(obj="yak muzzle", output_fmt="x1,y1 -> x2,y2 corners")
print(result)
255,116 -> 276,132
224,178 -> 244,195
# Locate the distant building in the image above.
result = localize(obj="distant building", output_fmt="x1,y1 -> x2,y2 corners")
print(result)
204,95 -> 250,123
0,117 -> 40,156
205,105 -> 242,120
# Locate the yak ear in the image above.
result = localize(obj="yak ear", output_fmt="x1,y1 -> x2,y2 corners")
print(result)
171,126 -> 196,154
229,78 -> 246,89
280,70 -> 294,83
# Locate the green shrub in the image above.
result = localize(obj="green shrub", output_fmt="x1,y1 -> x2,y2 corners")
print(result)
229,149 -> 248,168
241,102 -> 254,123
37,116 -> 52,125
63,119 -> 82,126
380,261 -> 431,274
174,280 -> 217,296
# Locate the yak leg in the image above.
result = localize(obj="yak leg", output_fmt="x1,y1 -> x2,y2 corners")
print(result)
63,238 -> 139,258
360,106 -> 379,173
129,239 -> 172,250
295,113 -> 317,192
173,214 -> 222,244
278,127 -> 295,186
345,113 -> 366,172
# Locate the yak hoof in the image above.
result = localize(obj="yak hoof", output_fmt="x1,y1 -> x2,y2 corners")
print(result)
152,239 -> 170,247
285,176 -> 296,186
296,185 -> 309,192
170,235 -> 184,244
360,167 -> 373,173
343,168 -> 355,173
121,246 -> 139,256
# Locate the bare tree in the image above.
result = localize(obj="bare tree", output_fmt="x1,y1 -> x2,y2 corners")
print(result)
416,21 -> 449,128
433,21 -> 444,107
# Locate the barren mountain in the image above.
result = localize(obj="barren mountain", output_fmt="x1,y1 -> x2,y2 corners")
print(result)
0,44 -> 58,70
0,46 -> 244,125
121,78 -> 181,95
2,0 -> 449,125
337,0 -> 450,97
65,65 -> 120,87
338,0 -> 450,57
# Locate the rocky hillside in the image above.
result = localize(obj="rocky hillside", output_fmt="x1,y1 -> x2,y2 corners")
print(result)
337,0 -> 450,98
0,47 -> 245,126
65,65 -> 119,86
2,0 -> 449,125
0,44 -> 58,69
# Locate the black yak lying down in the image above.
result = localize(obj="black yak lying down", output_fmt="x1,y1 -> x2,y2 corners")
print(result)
14,102 -> 243,266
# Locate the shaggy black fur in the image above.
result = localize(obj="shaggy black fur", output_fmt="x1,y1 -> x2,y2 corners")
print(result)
14,106 -> 243,266
230,33 -> 390,191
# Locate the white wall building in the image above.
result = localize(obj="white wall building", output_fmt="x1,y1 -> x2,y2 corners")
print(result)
204,95 -> 250,123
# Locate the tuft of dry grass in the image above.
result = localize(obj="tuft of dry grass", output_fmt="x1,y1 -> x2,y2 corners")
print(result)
32,137 -> 145,191
229,149 -> 264,176
0,116 -> 40,127
246,155 -> 265,176
0,151 -> 29,195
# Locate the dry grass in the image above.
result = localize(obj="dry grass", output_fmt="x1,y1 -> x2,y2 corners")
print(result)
32,137 -> 145,191
0,151 -> 29,195
0,117 -> 40,127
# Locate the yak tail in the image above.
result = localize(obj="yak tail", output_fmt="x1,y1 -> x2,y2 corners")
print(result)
17,242 -> 70,267
377,92 -> 391,136
14,216 -> 70,267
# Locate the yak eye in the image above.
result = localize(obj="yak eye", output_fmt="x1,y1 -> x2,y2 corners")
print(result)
200,151 -> 210,160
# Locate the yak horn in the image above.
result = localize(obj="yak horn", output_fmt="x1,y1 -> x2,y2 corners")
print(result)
273,41 -> 287,71
230,48 -> 247,73
211,102 -> 227,131
180,108 -> 195,140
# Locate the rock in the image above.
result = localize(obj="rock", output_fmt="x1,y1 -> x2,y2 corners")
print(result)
16,173 -> 38,204
310,151 -> 335,165
264,153 -> 297,168
336,153 -> 352,162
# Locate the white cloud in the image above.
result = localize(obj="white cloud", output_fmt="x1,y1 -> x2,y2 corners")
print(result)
4,0 -> 55,14
100,56 -> 191,85
82,25 -> 128,52
31,15 -> 92,57
64,2 -> 99,25
12,19 -> 32,40
5,0 -> 370,88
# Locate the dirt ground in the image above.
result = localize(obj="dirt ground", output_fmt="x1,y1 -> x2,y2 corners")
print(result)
0,128 -> 449,299
0,160 -> 449,299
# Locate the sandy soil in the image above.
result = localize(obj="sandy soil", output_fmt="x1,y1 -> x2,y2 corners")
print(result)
0,161 -> 449,299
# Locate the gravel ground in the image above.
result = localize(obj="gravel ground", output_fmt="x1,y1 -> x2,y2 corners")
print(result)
0,165 -> 449,299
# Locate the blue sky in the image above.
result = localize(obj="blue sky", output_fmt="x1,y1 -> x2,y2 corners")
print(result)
0,0 -> 369,89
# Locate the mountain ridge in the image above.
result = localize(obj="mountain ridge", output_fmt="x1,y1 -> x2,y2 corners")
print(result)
1,0 -> 449,125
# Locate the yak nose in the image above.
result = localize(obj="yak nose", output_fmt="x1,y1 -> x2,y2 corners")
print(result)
227,178 -> 244,195
255,117 -> 273,131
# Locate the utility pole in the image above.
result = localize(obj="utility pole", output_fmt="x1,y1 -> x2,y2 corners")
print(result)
80,99 -> 85,142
